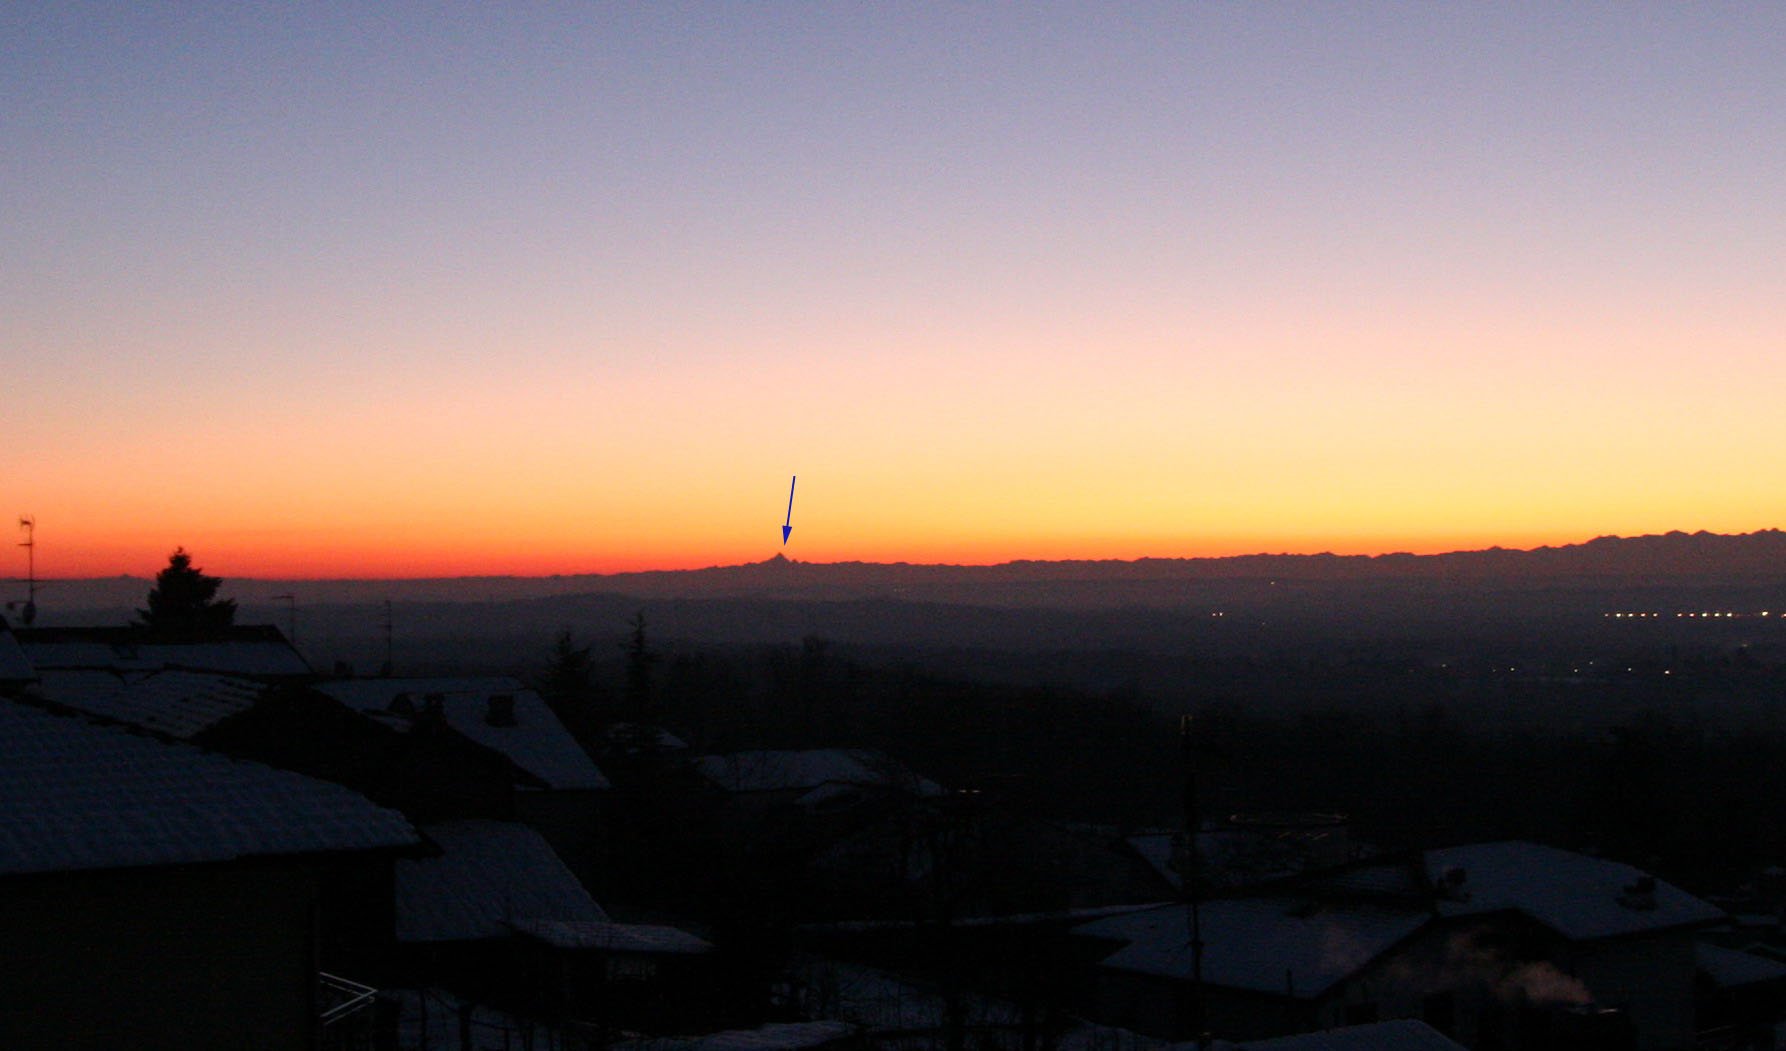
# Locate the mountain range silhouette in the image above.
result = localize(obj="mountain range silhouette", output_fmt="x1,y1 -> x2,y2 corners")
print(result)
15,530 -> 1786,618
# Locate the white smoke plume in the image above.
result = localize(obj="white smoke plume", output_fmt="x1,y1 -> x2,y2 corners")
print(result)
1498,960 -> 1593,1007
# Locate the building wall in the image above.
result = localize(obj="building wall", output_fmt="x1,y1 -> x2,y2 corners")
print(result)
0,861 -> 320,1051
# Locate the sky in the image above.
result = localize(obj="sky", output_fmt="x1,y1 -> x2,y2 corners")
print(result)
5,3 -> 1784,579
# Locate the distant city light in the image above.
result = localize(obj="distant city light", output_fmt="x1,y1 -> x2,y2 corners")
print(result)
1610,610 -> 1770,619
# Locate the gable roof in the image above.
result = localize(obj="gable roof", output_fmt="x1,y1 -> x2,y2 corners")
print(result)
691,748 -> 943,796
33,668 -> 265,739
1077,842 -> 1725,999
0,699 -> 417,876
395,819 -> 607,943
1423,841 -> 1724,940
16,625 -> 312,678
314,677 -> 608,790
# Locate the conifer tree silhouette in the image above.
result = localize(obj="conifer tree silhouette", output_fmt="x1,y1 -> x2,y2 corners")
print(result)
134,547 -> 237,639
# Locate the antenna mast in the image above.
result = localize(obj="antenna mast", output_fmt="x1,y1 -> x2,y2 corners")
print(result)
15,516 -> 38,626
380,599 -> 394,677
1181,714 -> 1209,1050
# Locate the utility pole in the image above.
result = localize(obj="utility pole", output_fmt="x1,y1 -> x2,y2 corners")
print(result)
1180,714 -> 1210,1050
380,599 -> 394,677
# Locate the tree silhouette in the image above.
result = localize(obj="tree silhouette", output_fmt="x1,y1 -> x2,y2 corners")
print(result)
134,547 -> 237,639
623,609 -> 658,720
537,627 -> 601,743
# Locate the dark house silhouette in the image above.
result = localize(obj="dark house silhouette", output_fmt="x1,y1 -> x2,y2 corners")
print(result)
0,699 -> 419,1050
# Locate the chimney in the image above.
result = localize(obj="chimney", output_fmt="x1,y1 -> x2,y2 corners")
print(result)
1434,865 -> 1470,905
1618,875 -> 1658,911
485,693 -> 517,727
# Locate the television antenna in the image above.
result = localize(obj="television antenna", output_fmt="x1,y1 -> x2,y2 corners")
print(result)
6,516 -> 39,626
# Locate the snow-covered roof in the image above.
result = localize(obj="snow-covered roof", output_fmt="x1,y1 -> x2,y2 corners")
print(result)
0,699 -> 418,876
396,820 -> 606,943
1210,1019 -> 1465,1050
1696,941 -> 1786,988
1127,832 -> 1183,891
606,723 -> 689,753
1078,847 -> 1721,1000
1078,842 -> 1725,999
315,678 -> 608,790
1075,898 -> 1426,998
794,781 -> 882,812
17,626 -> 312,678
691,748 -> 943,796
34,668 -> 264,738
1128,823 -> 1336,891
0,627 -> 32,682
609,1021 -> 858,1051
510,918 -> 713,955
1425,842 -> 1725,940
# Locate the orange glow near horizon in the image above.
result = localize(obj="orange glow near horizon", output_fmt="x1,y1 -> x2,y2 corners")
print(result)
8,7 -> 1785,583
16,518 -> 1779,582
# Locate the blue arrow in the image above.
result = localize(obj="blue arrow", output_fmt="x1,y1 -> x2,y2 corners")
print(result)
782,475 -> 796,544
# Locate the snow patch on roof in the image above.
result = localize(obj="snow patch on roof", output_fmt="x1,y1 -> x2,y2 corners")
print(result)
396,819 -> 606,943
